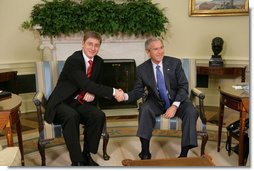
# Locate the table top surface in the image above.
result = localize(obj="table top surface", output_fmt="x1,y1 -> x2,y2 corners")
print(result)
0,93 -> 22,111
219,84 -> 249,99
197,63 -> 247,68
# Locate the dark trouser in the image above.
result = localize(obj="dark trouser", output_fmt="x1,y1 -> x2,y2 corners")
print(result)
53,101 -> 105,163
137,98 -> 199,148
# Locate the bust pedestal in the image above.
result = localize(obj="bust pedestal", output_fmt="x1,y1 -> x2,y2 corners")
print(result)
209,55 -> 224,67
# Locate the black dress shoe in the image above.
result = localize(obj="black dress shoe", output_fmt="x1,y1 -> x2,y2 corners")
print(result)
138,152 -> 151,160
71,162 -> 87,166
83,152 -> 99,166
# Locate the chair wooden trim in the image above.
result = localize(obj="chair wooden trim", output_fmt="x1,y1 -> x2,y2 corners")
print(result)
33,92 -> 110,166
190,88 -> 208,155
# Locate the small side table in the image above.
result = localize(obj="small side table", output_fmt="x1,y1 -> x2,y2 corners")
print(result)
217,84 -> 249,166
0,94 -> 24,166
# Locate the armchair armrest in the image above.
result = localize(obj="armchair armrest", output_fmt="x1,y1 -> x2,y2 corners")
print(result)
190,88 -> 206,124
33,92 -> 47,139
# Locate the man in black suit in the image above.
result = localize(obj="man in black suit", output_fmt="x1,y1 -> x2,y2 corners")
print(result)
45,31 -> 122,166
116,37 -> 199,159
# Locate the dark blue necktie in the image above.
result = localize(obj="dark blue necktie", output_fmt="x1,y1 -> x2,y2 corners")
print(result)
156,65 -> 170,110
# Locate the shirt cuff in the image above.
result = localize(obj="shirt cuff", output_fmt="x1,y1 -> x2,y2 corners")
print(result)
113,88 -> 115,96
172,101 -> 180,108
124,93 -> 129,101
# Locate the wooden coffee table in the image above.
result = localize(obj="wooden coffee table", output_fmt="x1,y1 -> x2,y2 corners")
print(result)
122,155 -> 215,166
217,84 -> 249,166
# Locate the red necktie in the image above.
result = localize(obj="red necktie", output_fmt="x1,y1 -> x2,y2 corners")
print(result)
77,60 -> 93,104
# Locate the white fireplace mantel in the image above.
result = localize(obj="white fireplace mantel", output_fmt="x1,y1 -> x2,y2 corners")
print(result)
39,34 -> 148,66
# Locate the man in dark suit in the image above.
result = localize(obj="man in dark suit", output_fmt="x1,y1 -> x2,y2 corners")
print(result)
116,37 -> 199,159
45,31 -> 122,166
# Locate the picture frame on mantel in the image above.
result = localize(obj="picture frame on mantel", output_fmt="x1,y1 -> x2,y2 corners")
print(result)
189,0 -> 249,17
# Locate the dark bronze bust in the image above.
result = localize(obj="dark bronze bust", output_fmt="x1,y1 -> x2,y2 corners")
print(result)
209,37 -> 224,67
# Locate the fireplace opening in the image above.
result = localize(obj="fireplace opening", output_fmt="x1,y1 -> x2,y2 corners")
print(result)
98,59 -> 137,109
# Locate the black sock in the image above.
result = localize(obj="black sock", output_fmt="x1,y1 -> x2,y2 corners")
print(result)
140,137 -> 150,155
179,146 -> 189,157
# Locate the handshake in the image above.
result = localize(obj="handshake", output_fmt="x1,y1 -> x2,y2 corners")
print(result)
114,88 -> 125,102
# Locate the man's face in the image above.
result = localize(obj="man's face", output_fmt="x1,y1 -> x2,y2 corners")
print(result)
82,37 -> 101,59
146,40 -> 164,64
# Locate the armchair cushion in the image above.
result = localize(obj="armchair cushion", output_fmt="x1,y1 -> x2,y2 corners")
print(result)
155,115 -> 205,132
40,122 -> 62,141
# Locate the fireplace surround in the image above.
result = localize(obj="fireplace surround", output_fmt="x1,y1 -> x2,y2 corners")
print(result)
99,59 -> 137,109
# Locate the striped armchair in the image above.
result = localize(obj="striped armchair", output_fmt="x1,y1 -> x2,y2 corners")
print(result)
144,58 -> 208,156
33,61 -> 110,166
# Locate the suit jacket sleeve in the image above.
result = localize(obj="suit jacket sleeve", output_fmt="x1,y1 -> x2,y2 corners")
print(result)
126,67 -> 145,102
170,58 -> 189,102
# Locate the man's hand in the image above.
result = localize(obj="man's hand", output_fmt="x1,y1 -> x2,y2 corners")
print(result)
83,92 -> 95,102
163,105 -> 177,119
114,88 -> 125,102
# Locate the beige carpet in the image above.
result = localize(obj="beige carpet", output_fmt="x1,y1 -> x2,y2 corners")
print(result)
24,135 -> 247,167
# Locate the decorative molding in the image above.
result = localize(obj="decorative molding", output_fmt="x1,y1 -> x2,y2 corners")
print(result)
39,34 -> 148,66
0,61 -> 35,75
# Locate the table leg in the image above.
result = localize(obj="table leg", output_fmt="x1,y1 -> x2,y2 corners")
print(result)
238,110 -> 247,166
16,118 -> 25,166
241,68 -> 246,82
5,117 -> 14,146
217,95 -> 224,152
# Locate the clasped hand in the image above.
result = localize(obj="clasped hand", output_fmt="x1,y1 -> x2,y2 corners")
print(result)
82,92 -> 95,102
114,89 -> 125,102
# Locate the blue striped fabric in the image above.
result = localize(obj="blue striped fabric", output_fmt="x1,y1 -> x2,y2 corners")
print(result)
57,61 -> 65,76
35,61 -> 65,141
35,61 -> 54,99
43,61 -> 53,99
155,115 -> 205,132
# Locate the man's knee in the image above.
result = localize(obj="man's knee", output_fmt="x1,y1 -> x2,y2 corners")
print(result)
182,104 -> 199,120
93,110 -> 105,123
65,112 -> 80,124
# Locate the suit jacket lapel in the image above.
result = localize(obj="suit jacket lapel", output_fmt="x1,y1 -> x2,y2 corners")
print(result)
147,60 -> 160,97
90,56 -> 99,80
163,59 -> 171,92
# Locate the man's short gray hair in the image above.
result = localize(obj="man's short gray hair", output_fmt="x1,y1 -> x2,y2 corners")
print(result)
145,37 -> 163,51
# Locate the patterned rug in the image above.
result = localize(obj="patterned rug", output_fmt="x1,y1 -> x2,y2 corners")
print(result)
0,106 -> 239,160
23,131 -> 242,167
19,125 -> 229,157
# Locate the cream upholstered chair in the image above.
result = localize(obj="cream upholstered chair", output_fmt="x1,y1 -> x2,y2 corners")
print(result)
142,58 -> 208,155
33,61 -> 110,166
0,145 -> 21,166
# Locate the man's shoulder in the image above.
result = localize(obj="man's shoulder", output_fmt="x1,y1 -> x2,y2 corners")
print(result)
164,56 -> 180,62
137,59 -> 151,69
94,55 -> 103,62
66,50 -> 82,59
71,50 -> 82,57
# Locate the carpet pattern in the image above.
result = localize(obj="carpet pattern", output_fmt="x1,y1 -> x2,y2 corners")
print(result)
0,106 -> 246,166
23,136 -> 243,167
